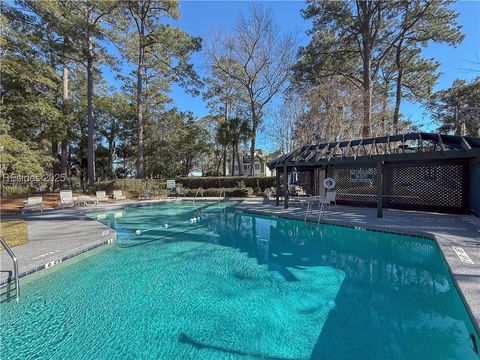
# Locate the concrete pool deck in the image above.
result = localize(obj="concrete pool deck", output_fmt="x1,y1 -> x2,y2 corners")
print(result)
1,198 -> 479,335
0,208 -> 116,286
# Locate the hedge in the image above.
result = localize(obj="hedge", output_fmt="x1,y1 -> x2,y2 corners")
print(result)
87,179 -> 167,199
184,187 -> 253,197
88,179 -> 255,198
176,176 -> 274,191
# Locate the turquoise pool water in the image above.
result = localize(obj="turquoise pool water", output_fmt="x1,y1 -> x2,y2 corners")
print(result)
0,202 -> 478,359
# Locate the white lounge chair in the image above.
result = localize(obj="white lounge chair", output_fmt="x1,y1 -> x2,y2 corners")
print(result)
166,180 -> 176,197
113,190 -> 126,202
174,186 -> 185,197
22,196 -> 43,214
317,191 -> 337,213
60,190 -> 76,208
166,179 -> 176,189
76,195 -> 98,206
138,190 -> 152,200
96,191 -> 109,203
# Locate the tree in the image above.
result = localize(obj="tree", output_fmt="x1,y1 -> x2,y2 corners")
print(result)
429,77 -> 480,136
143,109 -> 210,178
227,117 -> 251,176
300,1 -> 400,137
215,120 -> 233,176
299,1 -> 464,137
207,4 -> 296,175
0,133 -> 51,182
96,92 -> 135,178
39,0 -> 121,185
1,1 -> 62,189
270,94 -> 304,154
390,0 -> 463,132
122,0 -> 201,179
204,57 -> 245,176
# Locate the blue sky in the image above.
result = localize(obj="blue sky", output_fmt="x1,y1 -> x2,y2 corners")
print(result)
104,0 -> 480,151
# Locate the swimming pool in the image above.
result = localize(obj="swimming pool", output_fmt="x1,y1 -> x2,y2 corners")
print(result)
0,202 -> 478,359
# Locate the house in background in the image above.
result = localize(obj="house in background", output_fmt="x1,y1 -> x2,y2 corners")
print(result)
227,149 -> 273,177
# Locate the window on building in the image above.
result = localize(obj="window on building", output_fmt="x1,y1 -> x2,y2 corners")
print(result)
255,163 -> 260,170
243,165 -> 249,171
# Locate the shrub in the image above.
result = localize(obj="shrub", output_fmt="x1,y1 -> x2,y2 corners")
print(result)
184,187 -> 253,197
1,186 -> 33,197
88,179 -> 167,199
176,176 -> 274,191
87,178 -> 262,198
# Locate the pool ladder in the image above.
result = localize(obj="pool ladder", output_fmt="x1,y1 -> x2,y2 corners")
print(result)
218,187 -> 225,203
192,187 -> 204,204
0,236 -> 20,302
303,198 -> 327,225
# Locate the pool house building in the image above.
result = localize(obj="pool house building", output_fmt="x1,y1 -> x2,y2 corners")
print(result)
268,132 -> 480,217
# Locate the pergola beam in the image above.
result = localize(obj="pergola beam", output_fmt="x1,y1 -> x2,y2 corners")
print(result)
460,136 -> 472,151
268,132 -> 480,170
437,133 -> 445,151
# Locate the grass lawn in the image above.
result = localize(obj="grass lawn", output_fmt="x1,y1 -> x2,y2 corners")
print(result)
0,220 -> 29,247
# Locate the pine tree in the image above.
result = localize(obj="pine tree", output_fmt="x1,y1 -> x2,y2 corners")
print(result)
121,0 -> 201,179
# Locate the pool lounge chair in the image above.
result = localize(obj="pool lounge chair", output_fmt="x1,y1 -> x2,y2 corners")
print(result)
138,190 -> 152,200
21,196 -> 43,214
174,186 -> 186,197
60,190 -> 76,208
96,191 -> 109,204
113,190 -> 126,202
76,195 -> 98,207
317,191 -> 337,212
166,180 -> 176,197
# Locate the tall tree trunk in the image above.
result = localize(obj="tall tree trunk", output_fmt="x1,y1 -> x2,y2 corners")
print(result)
393,44 -> 403,134
236,142 -> 242,176
222,145 -> 227,176
360,1 -> 372,138
60,141 -> 68,188
136,30 -> 145,179
49,47 -> 60,190
231,142 -> 235,176
61,54 -> 69,189
86,13 -> 95,185
108,139 -> 115,177
381,94 -> 387,135
393,73 -> 402,135
250,107 -> 257,176
362,53 -> 372,137
52,141 -> 60,191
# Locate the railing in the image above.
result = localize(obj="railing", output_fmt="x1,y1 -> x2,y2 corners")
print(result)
0,236 -> 20,301
192,187 -> 203,204
301,196 -> 329,224
218,187 -> 225,203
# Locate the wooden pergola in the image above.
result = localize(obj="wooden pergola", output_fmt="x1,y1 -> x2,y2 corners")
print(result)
268,132 -> 480,217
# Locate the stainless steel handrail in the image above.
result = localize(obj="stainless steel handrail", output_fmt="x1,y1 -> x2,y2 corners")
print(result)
0,236 -> 20,301
217,187 -> 225,203
192,187 -> 203,204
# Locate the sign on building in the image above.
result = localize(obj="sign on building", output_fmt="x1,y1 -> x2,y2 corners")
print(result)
350,169 -> 373,182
